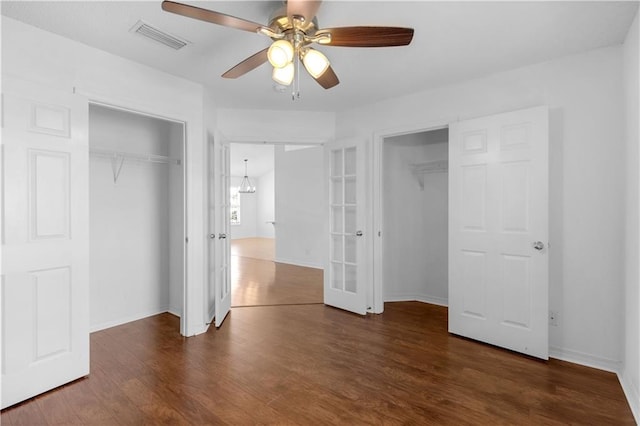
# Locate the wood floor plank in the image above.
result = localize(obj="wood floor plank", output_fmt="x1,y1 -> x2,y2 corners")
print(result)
231,238 -> 323,307
231,237 -> 275,261
1,254 -> 635,424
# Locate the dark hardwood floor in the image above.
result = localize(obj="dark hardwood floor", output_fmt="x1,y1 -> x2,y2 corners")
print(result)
1,301 -> 634,425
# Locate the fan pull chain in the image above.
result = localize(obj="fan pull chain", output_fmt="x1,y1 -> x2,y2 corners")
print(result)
292,53 -> 301,101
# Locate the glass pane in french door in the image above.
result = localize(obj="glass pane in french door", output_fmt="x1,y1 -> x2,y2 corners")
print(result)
329,147 -> 357,294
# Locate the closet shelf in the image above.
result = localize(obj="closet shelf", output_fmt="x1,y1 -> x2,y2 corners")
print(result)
410,160 -> 448,190
90,148 -> 181,183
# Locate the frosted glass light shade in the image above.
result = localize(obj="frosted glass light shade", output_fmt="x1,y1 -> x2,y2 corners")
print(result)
272,62 -> 295,86
302,49 -> 330,78
267,40 -> 294,68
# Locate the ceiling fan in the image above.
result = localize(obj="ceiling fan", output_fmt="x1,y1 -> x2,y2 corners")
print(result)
161,0 -> 414,91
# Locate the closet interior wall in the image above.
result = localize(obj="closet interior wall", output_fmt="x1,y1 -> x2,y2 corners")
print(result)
383,129 -> 449,305
89,104 -> 184,332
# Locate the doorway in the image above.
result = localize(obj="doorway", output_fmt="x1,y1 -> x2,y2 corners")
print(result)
227,142 -> 324,308
378,127 -> 449,308
88,103 -> 185,332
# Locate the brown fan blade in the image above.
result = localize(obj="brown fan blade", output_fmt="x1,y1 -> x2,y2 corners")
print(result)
313,66 -> 339,89
287,0 -> 322,25
162,1 -> 265,33
222,48 -> 269,79
317,26 -> 414,47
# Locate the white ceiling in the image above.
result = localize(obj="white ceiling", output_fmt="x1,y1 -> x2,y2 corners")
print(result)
2,1 -> 637,112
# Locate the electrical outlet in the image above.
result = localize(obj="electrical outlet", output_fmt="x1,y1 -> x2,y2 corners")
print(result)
549,310 -> 559,327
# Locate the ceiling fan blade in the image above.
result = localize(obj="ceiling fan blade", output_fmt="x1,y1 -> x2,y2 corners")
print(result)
317,26 -> 414,47
313,66 -> 339,89
287,0 -> 323,25
162,1 -> 265,33
222,48 -> 269,79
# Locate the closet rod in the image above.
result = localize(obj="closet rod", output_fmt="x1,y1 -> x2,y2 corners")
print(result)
90,148 -> 181,183
90,148 -> 181,166
411,160 -> 448,190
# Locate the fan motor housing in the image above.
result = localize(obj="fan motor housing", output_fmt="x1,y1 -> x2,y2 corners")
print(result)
268,5 -> 318,35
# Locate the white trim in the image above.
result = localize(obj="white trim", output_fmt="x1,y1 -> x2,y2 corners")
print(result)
167,309 -> 182,318
384,295 -> 448,307
80,90 -> 195,338
618,370 -> 640,424
275,257 -> 323,270
74,87 -> 192,124
90,307 -> 171,333
217,130 -> 329,146
549,346 -> 621,373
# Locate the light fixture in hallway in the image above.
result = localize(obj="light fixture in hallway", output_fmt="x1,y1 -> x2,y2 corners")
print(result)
238,159 -> 256,193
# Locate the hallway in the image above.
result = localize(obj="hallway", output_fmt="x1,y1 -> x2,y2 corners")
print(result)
231,238 -> 323,307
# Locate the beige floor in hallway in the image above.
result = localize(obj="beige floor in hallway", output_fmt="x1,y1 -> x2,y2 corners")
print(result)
230,237 -> 323,307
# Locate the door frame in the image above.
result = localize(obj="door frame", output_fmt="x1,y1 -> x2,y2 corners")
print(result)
80,91 -> 190,336
209,137 -> 327,313
371,120 -> 450,314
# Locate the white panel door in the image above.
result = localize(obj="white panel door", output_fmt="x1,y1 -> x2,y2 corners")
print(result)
1,77 -> 90,408
325,138 -> 367,315
449,106 -> 549,359
213,139 -> 231,327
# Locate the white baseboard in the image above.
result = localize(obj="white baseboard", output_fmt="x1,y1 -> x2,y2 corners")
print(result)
167,309 -> 181,318
384,294 -> 448,307
549,346 -> 621,373
274,257 -> 323,269
619,370 -> 640,424
90,306 -> 171,333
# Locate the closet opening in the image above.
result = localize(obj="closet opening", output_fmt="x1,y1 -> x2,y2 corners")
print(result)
380,127 -> 449,308
88,103 -> 185,333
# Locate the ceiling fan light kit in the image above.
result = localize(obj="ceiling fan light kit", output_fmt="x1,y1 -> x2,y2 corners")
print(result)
161,0 -> 414,98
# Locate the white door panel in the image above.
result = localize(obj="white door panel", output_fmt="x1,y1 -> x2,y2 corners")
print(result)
449,106 -> 548,359
2,77 -> 89,408
213,140 -> 231,327
325,138 -> 367,315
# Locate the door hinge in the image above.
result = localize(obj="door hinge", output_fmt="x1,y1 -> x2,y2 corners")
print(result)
185,237 -> 189,244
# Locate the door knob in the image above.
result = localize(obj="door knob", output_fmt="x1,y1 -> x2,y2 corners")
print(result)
209,234 -> 215,239
219,233 -> 227,239
355,230 -> 363,237
532,241 -> 544,251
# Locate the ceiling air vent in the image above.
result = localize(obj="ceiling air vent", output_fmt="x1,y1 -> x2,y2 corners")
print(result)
130,20 -> 189,50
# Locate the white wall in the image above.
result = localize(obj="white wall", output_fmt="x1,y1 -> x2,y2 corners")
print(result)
217,108 -> 335,145
383,131 -> 448,305
3,17 -> 207,336
338,46 -> 626,371
622,11 -> 640,422
89,105 -> 182,331
257,169 -> 276,238
229,176 -> 258,239
275,146 -> 325,268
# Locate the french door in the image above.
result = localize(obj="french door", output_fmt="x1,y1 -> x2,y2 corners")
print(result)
448,106 -> 549,359
213,139 -> 231,327
324,138 -> 367,315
